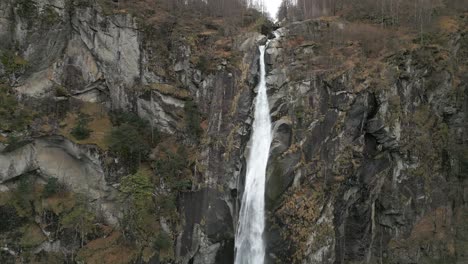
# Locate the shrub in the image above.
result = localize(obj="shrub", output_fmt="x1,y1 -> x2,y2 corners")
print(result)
0,206 -> 23,232
59,195 -> 96,244
0,51 -> 29,76
154,147 -> 192,191
196,55 -> 211,73
43,177 -> 59,197
119,171 -> 156,240
119,171 -> 154,211
110,111 -> 149,132
55,85 -> 69,97
110,110 -> 160,144
0,85 -> 33,132
254,15 -> 274,36
158,195 -> 177,215
107,123 -> 151,172
71,113 -> 92,140
171,179 -> 192,191
12,176 -> 34,216
71,125 -> 91,140
16,0 -> 38,20
40,6 -> 60,26
154,152 -> 185,179
154,232 -> 172,250
184,100 -> 203,140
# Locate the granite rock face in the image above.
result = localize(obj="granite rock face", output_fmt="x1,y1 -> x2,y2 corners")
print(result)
262,18 -> 468,264
0,1 -> 466,263
0,1 -> 262,263
0,136 -> 120,224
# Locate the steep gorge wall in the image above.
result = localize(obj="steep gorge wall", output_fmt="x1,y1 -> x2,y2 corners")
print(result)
0,0 -> 467,263
263,17 -> 468,264
0,0 -> 265,263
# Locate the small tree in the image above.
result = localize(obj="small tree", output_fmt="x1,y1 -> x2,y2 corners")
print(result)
43,177 -> 59,197
0,85 -> 33,132
71,113 -> 92,140
59,195 -> 96,247
107,123 -> 150,172
184,100 -> 203,140
119,171 -> 156,240
13,176 -> 34,216
154,232 -> 172,251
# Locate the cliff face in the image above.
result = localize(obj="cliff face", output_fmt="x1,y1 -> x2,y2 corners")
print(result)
0,0 -> 466,263
263,17 -> 468,264
0,0 -> 263,262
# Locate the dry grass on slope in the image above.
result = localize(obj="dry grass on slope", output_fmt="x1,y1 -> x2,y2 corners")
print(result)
60,102 -> 112,150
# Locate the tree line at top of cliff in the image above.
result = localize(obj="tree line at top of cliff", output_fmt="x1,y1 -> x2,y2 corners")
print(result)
277,0 -> 468,26
107,0 -> 272,20
274,0 -> 468,58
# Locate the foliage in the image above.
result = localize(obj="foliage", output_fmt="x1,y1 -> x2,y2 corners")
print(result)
184,100 -> 203,140
154,147 -> 192,192
154,151 -> 185,179
16,0 -> 38,20
119,171 -> 157,241
40,5 -> 61,26
403,105 -> 451,192
107,123 -> 151,172
0,85 -> 33,132
71,113 -> 92,140
195,55 -> 212,74
12,176 -> 34,216
154,232 -> 172,250
20,224 -> 47,248
59,195 -> 96,245
1,50 -> 29,76
55,85 -> 69,97
0,205 -> 23,232
107,111 -> 156,172
60,102 -> 113,149
76,231 -> 138,264
253,15 -> 275,36
119,171 -> 154,213
43,177 -> 60,198
156,194 -> 177,218
276,186 -> 326,262
110,111 -> 149,133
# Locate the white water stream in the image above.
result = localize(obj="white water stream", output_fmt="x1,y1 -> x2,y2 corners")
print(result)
234,44 -> 272,264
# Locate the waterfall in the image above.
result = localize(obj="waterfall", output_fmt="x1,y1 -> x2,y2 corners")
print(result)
234,44 -> 272,264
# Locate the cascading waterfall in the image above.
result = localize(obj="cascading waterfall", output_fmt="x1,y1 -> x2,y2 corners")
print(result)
234,44 -> 272,264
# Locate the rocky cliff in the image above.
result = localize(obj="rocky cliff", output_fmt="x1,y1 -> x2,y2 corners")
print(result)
263,16 -> 468,264
0,0 -> 265,262
0,0 -> 467,263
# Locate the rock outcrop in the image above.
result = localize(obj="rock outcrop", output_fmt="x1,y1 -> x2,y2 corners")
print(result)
0,136 -> 120,223
263,17 -> 468,264
0,0 -> 263,263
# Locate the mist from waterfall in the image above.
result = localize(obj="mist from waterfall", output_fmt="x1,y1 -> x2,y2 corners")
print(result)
234,44 -> 272,264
